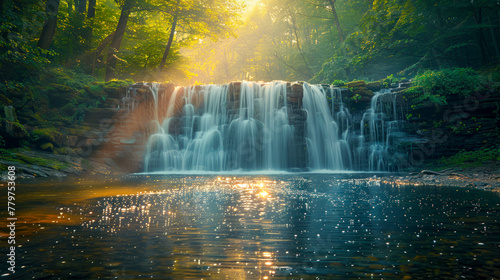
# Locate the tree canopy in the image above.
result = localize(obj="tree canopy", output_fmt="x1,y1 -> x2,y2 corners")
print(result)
183,0 -> 500,84
0,0 -> 499,89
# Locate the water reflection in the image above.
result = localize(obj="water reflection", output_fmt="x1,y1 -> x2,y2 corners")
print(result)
4,175 -> 500,279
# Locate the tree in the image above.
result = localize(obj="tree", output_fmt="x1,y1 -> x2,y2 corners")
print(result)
159,0 -> 180,72
37,0 -> 61,49
105,0 -> 134,81
0,0 -> 50,93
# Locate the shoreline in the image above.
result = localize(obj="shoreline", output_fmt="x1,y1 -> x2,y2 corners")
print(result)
380,165 -> 500,193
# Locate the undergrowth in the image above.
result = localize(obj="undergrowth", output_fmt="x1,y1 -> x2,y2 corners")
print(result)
438,146 -> 500,168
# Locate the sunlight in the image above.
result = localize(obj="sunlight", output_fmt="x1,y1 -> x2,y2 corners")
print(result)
238,0 -> 259,12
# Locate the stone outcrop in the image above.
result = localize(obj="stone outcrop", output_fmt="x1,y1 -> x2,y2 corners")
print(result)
399,86 -> 500,167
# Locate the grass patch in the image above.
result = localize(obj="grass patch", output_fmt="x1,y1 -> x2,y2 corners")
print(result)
438,146 -> 500,168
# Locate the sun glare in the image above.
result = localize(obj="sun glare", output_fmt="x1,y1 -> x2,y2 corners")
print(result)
239,0 -> 259,12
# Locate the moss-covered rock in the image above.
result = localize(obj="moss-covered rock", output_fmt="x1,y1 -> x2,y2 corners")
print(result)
55,147 -> 74,154
104,80 -> 133,98
66,126 -> 93,138
32,128 -> 66,147
84,83 -> 105,98
347,80 -> 366,88
47,83 -> 76,108
353,88 -> 374,97
40,142 -> 55,153
366,82 -> 382,92
0,119 -> 28,147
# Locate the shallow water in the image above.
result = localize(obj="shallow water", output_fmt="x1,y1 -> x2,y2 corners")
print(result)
2,174 -> 500,279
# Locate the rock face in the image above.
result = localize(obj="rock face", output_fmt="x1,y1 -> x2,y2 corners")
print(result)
4,77 -> 497,176
399,87 -> 500,168
87,83 -> 176,173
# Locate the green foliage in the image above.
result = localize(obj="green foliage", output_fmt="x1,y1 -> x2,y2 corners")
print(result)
405,68 -> 488,105
44,67 -> 97,91
332,80 -> 346,87
0,0 -> 54,94
351,94 -> 361,102
314,0 -> 500,83
381,74 -> 405,88
439,146 -> 500,168
0,148 -> 69,170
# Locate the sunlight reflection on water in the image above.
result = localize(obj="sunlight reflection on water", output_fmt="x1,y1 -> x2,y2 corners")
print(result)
7,174 -> 500,279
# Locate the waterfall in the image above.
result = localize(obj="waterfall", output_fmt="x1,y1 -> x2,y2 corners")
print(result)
302,83 -> 343,170
144,81 -> 296,172
357,89 -> 405,171
142,81 -> 405,172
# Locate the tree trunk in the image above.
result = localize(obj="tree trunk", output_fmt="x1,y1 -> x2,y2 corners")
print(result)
473,8 -> 490,65
486,13 -> 500,61
288,9 -> 311,76
67,0 -> 74,15
75,0 -> 86,14
327,0 -> 344,43
84,0 -> 96,56
105,1 -> 132,81
92,32 -> 114,76
37,0 -> 61,49
159,0 -> 180,72
87,0 -> 95,18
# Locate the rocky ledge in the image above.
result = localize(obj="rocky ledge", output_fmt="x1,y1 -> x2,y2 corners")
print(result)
379,163 -> 500,192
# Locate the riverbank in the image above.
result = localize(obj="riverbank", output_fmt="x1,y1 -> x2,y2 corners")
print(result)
0,148 -> 120,179
380,164 -> 500,192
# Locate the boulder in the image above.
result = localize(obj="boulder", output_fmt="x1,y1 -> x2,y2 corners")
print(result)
104,80 -> 131,98
353,88 -> 374,97
47,83 -> 75,108
40,142 -> 55,153
347,80 -> 366,88
1,119 -> 28,139
32,128 -> 66,147
366,82 -> 381,92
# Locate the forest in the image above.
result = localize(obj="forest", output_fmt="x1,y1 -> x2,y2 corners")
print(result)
0,0 -> 500,174
1,0 -> 499,89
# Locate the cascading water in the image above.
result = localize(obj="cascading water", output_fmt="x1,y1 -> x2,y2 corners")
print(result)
302,83 -> 344,170
357,89 -> 406,171
144,81 -> 296,172
142,81 -> 406,172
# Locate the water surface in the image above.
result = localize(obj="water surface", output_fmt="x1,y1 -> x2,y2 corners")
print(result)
3,174 -> 500,279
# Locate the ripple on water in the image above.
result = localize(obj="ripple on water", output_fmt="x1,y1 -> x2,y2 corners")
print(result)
13,174 -> 500,279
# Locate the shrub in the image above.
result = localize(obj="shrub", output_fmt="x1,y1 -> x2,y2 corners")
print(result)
439,146 -> 500,167
405,68 -> 488,105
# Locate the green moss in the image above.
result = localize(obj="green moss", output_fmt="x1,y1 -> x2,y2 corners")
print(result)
1,119 -> 28,139
40,142 -> 54,152
332,80 -> 345,87
0,148 -> 69,170
346,80 -> 366,88
32,128 -> 64,145
438,146 -> 500,168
